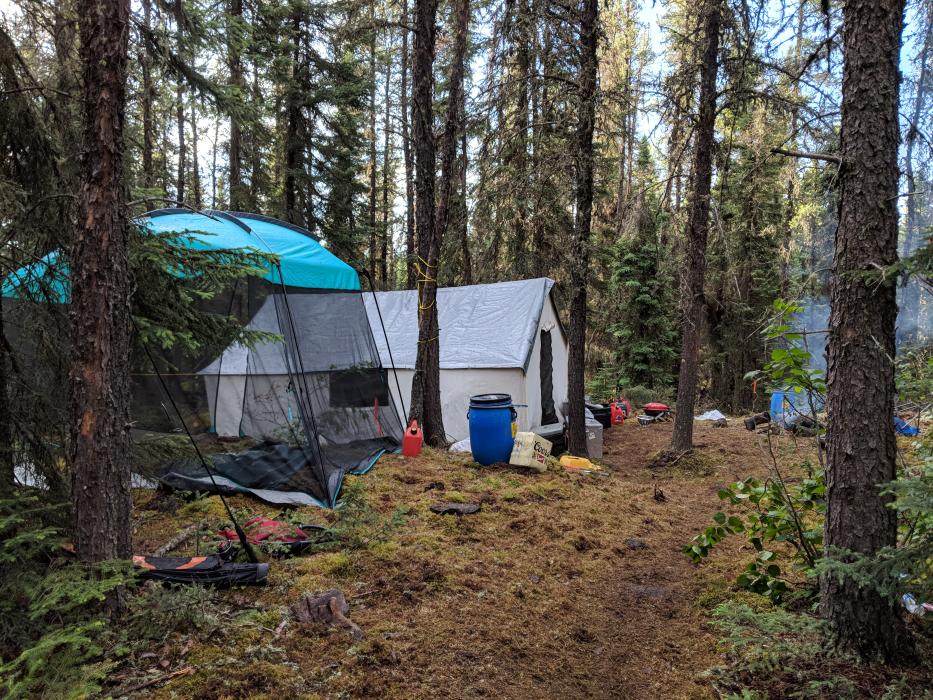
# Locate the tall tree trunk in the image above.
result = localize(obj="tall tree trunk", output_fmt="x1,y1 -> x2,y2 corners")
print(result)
380,45 -> 394,288
410,0 -> 466,447
284,8 -> 304,226
401,0 -> 416,289
508,0 -> 530,276
532,13 -> 551,278
140,0 -> 154,188
459,94 -> 472,285
821,0 -> 912,660
566,0 -> 599,456
368,3 -> 379,282
227,0 -> 244,210
71,0 -> 132,563
670,0 -> 721,454
249,66 -> 261,204
211,118 -> 219,207
190,99 -> 201,208
780,0 -> 806,297
174,0 -> 186,204
901,4 -> 932,343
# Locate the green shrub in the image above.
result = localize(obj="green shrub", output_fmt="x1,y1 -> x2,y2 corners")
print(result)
684,464 -> 825,602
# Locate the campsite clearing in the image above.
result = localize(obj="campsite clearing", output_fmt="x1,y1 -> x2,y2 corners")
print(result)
128,421 -> 804,699
132,421 -> 930,699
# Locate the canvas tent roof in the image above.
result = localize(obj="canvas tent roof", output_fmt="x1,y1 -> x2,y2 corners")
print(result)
2,209 -> 360,301
363,278 -> 558,370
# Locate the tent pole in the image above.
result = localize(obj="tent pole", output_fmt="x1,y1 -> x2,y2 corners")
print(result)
359,268 -> 409,422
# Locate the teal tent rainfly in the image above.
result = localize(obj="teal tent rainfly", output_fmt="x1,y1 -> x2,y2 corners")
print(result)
3,209 -> 361,301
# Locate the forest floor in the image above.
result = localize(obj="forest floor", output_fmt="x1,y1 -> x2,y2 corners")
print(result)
125,421 -> 923,699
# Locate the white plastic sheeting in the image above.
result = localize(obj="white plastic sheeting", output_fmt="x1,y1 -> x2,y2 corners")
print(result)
695,409 -> 727,421
363,278 -> 555,369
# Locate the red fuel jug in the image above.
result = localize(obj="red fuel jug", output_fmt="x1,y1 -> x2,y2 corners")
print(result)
402,420 -> 423,457
610,402 -> 625,426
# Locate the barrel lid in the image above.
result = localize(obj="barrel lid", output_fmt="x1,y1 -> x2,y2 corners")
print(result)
470,393 -> 512,405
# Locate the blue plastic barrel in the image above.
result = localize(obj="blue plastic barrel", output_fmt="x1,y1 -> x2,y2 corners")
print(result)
468,393 -> 517,465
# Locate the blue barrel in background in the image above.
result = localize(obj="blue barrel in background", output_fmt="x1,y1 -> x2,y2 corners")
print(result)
468,393 -> 517,465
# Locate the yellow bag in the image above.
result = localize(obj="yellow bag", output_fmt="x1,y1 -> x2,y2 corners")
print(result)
559,455 -> 601,472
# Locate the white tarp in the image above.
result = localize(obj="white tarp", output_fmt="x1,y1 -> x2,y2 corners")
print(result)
695,409 -> 727,421
363,278 -> 555,369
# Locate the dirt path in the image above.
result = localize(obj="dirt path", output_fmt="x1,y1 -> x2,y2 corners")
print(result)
145,420 -> 811,699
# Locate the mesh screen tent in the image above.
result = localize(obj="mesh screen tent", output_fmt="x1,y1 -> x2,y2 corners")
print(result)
3,209 -> 403,507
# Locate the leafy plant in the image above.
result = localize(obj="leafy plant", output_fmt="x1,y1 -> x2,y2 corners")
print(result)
685,464 -> 825,602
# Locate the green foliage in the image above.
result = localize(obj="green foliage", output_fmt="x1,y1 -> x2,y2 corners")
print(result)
817,431 -> 933,607
130,227 -> 279,356
704,601 -> 849,699
609,224 -> 677,386
685,467 -> 825,602
0,495 -> 133,699
895,347 -> 933,404
744,299 -> 826,405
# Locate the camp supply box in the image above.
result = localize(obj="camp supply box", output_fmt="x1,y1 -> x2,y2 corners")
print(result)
585,402 -> 612,429
530,423 -> 566,456
510,432 -> 553,472
585,418 -> 603,459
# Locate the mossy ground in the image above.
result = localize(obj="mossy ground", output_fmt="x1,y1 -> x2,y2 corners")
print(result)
115,422 -> 928,699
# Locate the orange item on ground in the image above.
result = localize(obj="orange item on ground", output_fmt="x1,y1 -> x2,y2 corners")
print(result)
610,402 -> 625,425
402,419 -> 424,457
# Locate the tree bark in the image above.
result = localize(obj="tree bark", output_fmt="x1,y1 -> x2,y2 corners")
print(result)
227,0 -> 245,210
458,94 -> 472,285
71,0 -> 133,563
507,0 -> 530,276
409,0 -> 467,447
0,297 -> 13,494
401,0 -> 416,289
174,0 -> 186,204
190,98 -> 201,208
284,8 -> 304,226
368,3 -> 379,282
820,0 -> 912,660
380,43 -> 393,288
670,0 -> 721,454
566,0 -> 599,456
140,0 -> 154,189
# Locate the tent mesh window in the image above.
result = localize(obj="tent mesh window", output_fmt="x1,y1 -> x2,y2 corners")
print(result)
4,209 -> 403,507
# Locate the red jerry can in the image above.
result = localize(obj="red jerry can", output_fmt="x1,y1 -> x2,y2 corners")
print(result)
402,420 -> 423,457
610,402 -> 625,426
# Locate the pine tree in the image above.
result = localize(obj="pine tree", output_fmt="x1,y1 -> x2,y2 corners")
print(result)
70,0 -> 133,564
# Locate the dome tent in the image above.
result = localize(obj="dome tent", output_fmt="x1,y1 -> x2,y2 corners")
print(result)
2,209 -> 403,507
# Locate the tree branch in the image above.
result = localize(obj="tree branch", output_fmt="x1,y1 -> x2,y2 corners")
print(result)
770,147 -> 841,164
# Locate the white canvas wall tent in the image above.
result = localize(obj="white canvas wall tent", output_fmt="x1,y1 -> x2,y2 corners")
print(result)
363,278 -> 569,442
